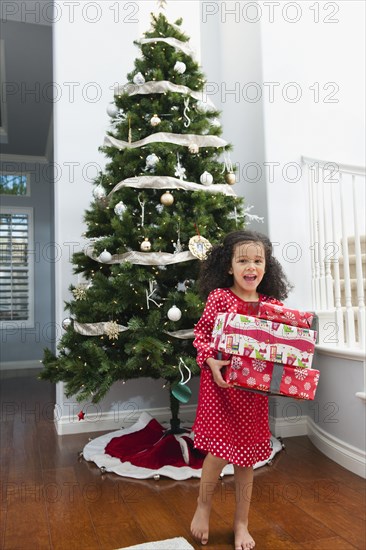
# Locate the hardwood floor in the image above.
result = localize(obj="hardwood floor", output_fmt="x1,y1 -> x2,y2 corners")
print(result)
1,370 -> 365,550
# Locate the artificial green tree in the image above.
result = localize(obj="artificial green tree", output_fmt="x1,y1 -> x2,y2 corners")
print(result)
41,11 -> 245,432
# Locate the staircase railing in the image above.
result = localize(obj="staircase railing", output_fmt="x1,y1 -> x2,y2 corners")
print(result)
302,156 -> 366,349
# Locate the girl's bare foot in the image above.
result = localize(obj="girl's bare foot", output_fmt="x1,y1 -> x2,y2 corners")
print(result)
190,502 -> 210,545
234,521 -> 255,549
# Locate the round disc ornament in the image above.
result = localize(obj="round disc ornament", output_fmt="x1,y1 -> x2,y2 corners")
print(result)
200,171 -> 213,185
189,235 -> 212,260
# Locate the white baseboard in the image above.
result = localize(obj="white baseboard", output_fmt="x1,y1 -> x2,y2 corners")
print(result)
54,404 -> 198,435
307,417 -> 366,478
0,360 -> 42,371
269,415 -> 308,438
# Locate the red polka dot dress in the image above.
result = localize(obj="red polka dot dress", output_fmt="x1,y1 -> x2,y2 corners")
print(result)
193,288 -> 283,467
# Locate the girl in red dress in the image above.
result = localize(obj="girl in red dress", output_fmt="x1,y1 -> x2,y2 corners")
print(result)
190,230 -> 292,550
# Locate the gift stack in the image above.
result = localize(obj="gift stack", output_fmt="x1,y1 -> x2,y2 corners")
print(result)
211,303 -> 320,400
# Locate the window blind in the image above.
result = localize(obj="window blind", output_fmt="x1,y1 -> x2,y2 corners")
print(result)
0,210 -> 33,322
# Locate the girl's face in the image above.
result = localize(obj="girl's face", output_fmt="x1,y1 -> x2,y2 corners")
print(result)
229,241 -> 266,300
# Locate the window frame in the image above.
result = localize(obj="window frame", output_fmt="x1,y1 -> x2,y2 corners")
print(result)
0,172 -> 31,197
0,206 -> 35,329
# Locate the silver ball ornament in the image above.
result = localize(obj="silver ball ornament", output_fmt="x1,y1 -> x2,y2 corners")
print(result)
145,153 -> 159,170
200,171 -> 213,186
99,249 -> 112,263
188,143 -> 199,154
106,103 -> 119,117
150,114 -> 161,127
114,201 -> 127,218
160,191 -> 174,206
167,305 -> 182,322
153,474 -> 160,481
140,238 -> 152,252
93,185 -> 106,200
62,318 -> 72,330
133,72 -> 145,85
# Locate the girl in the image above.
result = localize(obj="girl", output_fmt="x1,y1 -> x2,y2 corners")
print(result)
190,230 -> 292,550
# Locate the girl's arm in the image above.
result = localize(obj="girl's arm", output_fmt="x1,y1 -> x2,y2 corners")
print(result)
193,291 -> 220,369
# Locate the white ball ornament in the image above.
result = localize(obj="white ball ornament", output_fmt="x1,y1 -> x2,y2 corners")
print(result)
167,305 -> 182,322
99,249 -> 112,263
93,185 -> 106,200
140,238 -> 152,252
106,103 -> 119,117
174,61 -> 186,74
133,72 -> 145,85
200,171 -> 213,185
150,114 -> 161,127
160,191 -> 174,206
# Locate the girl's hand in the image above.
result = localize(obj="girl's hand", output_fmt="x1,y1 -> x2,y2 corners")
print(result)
206,357 -> 231,388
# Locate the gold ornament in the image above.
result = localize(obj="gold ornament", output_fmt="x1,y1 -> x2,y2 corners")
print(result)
72,284 -> 87,301
189,235 -> 212,260
140,238 -> 152,252
225,172 -> 236,185
160,191 -> 174,206
104,321 -> 120,340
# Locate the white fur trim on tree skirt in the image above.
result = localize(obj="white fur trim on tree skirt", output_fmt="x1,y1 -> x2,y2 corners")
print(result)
85,245 -> 196,266
115,80 -> 216,110
139,37 -> 197,59
104,133 -> 227,151
116,537 -> 194,550
82,412 -> 283,480
108,176 -> 237,198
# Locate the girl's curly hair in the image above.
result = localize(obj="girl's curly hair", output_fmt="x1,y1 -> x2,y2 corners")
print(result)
198,230 -> 293,301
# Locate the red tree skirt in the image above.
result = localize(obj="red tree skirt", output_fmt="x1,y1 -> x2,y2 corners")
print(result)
83,412 -> 283,480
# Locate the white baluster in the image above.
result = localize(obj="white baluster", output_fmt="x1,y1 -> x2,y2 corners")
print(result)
317,167 -> 327,310
323,174 -> 334,309
330,176 -> 344,346
310,164 -> 321,309
339,173 -> 356,346
352,175 -> 365,347
307,165 -> 317,309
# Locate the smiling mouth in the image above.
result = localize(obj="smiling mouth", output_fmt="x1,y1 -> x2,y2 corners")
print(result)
244,275 -> 257,282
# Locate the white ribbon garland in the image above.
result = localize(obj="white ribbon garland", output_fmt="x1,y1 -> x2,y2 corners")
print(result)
114,81 -> 217,112
139,37 -> 197,60
108,176 -> 237,197
73,321 -> 129,336
164,329 -> 195,339
85,244 -> 196,266
104,133 -> 227,151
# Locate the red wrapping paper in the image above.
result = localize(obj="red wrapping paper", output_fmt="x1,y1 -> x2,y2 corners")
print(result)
224,355 -> 320,401
257,302 -> 314,329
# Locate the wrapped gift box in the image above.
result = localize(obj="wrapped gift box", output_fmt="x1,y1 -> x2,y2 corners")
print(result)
211,313 -> 317,368
257,302 -> 315,329
224,355 -> 320,401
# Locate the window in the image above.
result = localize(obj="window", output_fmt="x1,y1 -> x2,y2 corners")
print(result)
0,173 -> 30,196
0,208 -> 34,327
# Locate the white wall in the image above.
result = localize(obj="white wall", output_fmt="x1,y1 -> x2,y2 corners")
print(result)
260,0 -> 365,309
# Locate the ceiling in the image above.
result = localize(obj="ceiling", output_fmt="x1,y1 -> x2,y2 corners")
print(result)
0,9 -> 53,160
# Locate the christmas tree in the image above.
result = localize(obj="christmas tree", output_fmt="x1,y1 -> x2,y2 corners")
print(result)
40,11 -> 245,431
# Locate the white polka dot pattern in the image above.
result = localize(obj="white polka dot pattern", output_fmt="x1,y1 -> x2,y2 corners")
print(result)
192,288 -> 283,467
